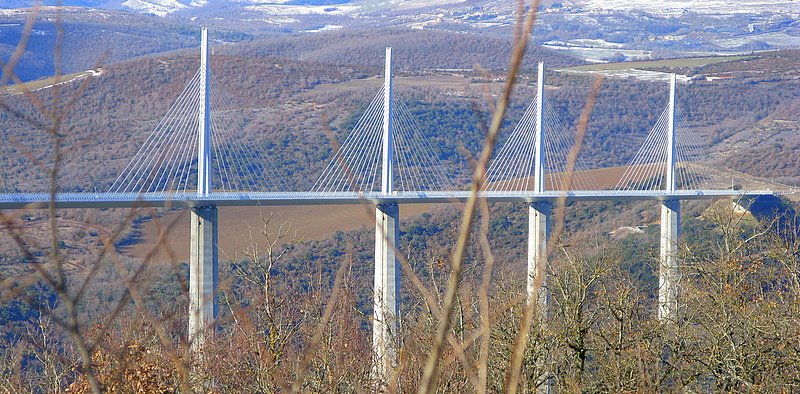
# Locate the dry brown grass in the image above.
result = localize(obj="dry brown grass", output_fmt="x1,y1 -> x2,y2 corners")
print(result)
125,204 -> 447,263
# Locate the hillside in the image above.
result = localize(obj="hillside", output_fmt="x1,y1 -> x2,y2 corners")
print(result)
2,7 -> 800,391
224,28 -> 584,70
4,0 -> 799,81
0,26 -> 580,193
0,7 -> 210,81
2,43 -> 798,197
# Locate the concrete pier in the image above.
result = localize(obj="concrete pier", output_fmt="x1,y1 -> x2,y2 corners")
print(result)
372,46 -> 400,385
189,205 -> 219,350
373,202 -> 400,383
189,28 -> 217,351
528,63 -> 550,314
658,74 -> 680,323
658,199 -> 680,321
530,63 -> 553,393
527,202 -> 551,313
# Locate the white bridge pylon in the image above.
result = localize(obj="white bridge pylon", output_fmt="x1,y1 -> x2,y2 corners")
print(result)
484,62 -> 597,193
615,74 -> 710,192
107,29 -> 287,196
310,50 -> 453,194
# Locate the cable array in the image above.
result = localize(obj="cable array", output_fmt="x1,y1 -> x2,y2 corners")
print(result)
541,101 -> 598,191
615,105 -> 711,191
674,112 -> 711,189
484,96 -> 597,192
108,70 -> 286,194
311,87 -> 453,193
208,76 -> 288,192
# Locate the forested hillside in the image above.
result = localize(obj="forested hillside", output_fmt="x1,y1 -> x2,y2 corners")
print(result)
225,28 -> 583,70
0,8 -> 214,81
1,12 -> 800,392
2,42 -> 797,193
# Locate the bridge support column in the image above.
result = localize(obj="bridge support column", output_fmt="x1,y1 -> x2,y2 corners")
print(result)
527,202 -> 551,313
373,202 -> 400,385
658,199 -> 680,322
189,205 -> 219,351
529,202 -> 553,393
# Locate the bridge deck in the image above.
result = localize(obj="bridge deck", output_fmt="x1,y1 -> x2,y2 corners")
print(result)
0,190 -> 778,209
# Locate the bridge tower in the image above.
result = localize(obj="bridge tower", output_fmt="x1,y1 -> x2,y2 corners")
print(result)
189,27 -> 219,351
659,74 -> 680,322
529,62 -> 551,315
530,62 -> 554,394
373,47 -> 401,385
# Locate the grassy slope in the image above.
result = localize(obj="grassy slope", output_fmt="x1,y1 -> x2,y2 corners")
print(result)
564,55 -> 752,72
2,69 -> 100,94
126,203 -> 443,262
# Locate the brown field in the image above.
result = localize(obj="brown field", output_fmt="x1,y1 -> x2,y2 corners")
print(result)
3,69 -> 102,95
124,203 -> 444,263
565,56 -> 752,72
126,166 -> 630,263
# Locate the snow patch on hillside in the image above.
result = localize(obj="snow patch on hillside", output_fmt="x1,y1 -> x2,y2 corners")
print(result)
232,0 -> 292,3
305,24 -> 344,32
577,0 -> 799,15
395,0 -> 467,10
244,4 -> 358,15
0,9 -> 25,16
121,0 -> 203,17
713,32 -> 800,48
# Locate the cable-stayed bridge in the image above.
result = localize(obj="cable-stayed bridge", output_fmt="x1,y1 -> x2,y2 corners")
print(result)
0,29 -> 789,381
